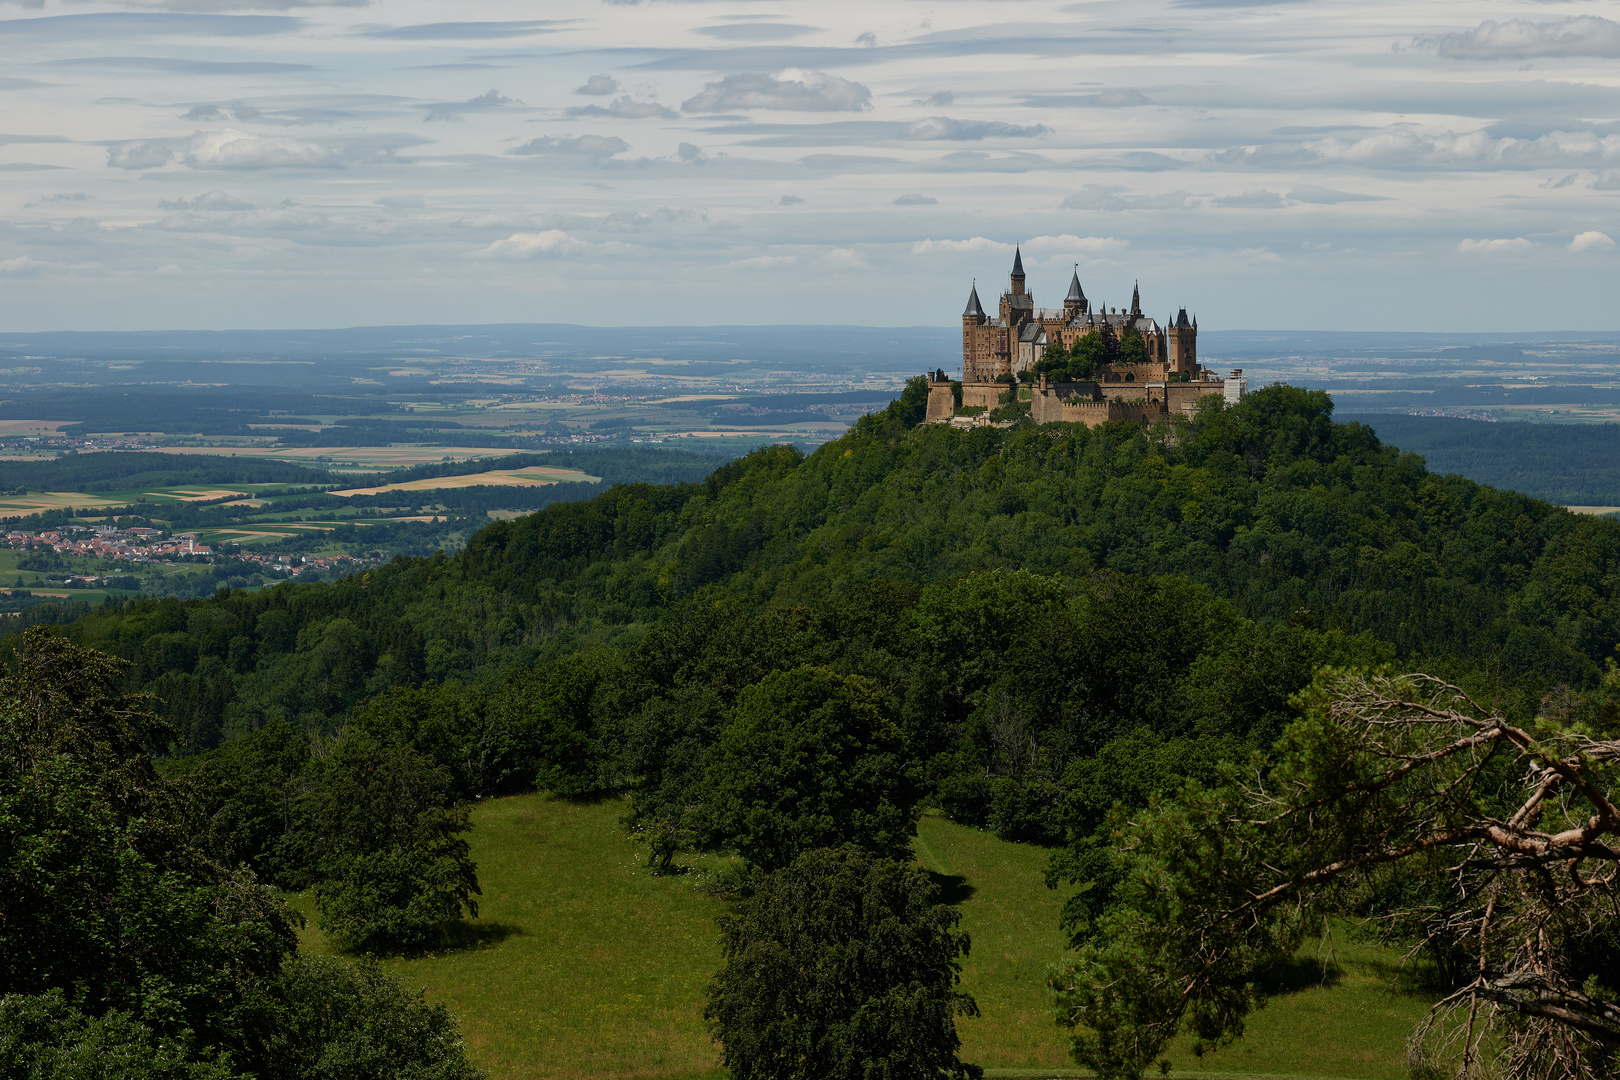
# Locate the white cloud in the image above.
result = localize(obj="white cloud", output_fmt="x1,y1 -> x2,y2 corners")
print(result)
424,90 -> 512,122
1570,231 -> 1615,253
1432,16 -> 1620,60
1060,185 -> 1194,211
1214,127 -> 1620,171
726,255 -> 796,270
1089,89 -> 1151,107
1286,186 -> 1388,205
0,256 -> 46,277
155,204 -> 328,232
911,237 -> 1010,255
107,140 -> 174,170
184,128 -> 337,169
119,1 -> 367,9
902,117 -> 1050,141
479,231 -> 630,259
510,134 -> 628,159
1458,237 -> 1534,254
564,97 -> 678,120
1210,190 -> 1287,209
574,74 -> 618,96
158,190 -> 253,211
681,70 -> 871,113
823,248 -> 867,269
910,235 -> 1125,259
1023,235 -> 1130,255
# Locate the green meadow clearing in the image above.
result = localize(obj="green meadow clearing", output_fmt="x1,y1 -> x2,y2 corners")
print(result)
290,795 -> 1435,1080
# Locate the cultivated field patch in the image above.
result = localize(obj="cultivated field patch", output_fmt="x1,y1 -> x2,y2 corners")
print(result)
0,420 -> 76,434
143,488 -> 252,502
329,465 -> 597,497
0,491 -> 141,512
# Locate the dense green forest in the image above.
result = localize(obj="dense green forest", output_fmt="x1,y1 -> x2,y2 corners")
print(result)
0,452 -> 348,492
12,385 -> 1620,1078
1343,412 -> 1620,506
18,386 -> 1620,749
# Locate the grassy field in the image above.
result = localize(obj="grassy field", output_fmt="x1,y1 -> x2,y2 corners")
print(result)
289,795 -> 1435,1080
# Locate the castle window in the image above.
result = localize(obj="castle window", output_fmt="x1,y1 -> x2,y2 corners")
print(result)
1125,373 -> 1135,382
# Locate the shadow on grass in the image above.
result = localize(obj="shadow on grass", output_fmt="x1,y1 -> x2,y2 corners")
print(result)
438,919 -> 524,953
556,789 -> 623,807
1254,953 -> 1341,994
351,920 -> 526,959
928,870 -> 977,906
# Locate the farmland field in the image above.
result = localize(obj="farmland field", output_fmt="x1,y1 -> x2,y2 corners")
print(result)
0,483 -> 306,514
330,464 -> 598,497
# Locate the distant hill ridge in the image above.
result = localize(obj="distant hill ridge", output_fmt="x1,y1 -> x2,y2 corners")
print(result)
1342,413 -> 1620,506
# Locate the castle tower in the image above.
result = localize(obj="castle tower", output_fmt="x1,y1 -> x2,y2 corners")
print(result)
1009,246 -> 1026,296
1166,306 -> 1198,373
1130,281 -> 1141,319
1063,266 -> 1087,321
961,282 -> 988,381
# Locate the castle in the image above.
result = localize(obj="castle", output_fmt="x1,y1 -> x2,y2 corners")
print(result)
925,248 -> 1245,428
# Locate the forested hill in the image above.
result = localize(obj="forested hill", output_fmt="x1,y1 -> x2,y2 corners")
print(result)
11,383 -> 1620,755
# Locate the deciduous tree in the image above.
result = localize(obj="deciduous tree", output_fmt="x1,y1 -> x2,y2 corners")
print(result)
706,847 -> 981,1080
696,665 -> 918,871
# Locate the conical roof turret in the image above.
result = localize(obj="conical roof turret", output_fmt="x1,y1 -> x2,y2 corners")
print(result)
964,283 -> 985,319
1065,267 -> 1085,305
1176,307 -> 1190,329
1011,246 -> 1024,277
1131,280 -> 1141,315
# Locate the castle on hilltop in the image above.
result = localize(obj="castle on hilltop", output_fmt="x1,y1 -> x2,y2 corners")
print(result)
925,248 -> 1246,428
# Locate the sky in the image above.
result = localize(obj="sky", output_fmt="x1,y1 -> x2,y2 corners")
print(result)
0,0 -> 1617,332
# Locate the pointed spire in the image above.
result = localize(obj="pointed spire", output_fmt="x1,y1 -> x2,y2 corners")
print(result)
1176,307 -> 1190,329
1065,265 -> 1085,305
964,282 -> 985,319
1131,280 -> 1141,315
1011,246 -> 1024,277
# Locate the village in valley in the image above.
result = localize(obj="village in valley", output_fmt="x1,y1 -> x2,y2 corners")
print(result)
3,521 -> 366,594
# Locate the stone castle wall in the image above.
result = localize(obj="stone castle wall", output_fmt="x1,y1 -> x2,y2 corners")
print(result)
960,381 -> 1006,411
